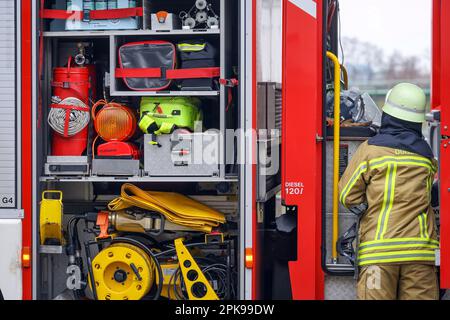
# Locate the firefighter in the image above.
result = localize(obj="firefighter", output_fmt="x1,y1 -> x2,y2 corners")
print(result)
339,83 -> 439,300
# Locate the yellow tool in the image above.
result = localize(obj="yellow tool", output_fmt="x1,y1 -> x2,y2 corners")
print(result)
91,242 -> 155,300
174,238 -> 219,300
108,184 -> 226,233
159,262 -> 182,299
327,51 -> 341,263
39,190 -> 63,246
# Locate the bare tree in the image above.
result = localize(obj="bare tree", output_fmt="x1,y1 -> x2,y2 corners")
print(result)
342,36 -> 430,88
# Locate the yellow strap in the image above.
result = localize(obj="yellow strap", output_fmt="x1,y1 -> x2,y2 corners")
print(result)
139,115 -> 156,134
178,43 -> 206,52
154,122 -> 175,135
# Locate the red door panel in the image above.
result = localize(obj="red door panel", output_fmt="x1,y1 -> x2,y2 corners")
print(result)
282,0 -> 324,300
434,0 -> 450,289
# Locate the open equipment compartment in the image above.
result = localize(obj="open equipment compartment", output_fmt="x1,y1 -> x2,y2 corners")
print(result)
34,0 -> 247,301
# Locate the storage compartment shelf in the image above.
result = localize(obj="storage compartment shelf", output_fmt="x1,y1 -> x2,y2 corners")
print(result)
39,176 -> 238,183
44,28 -> 221,38
110,90 -> 220,97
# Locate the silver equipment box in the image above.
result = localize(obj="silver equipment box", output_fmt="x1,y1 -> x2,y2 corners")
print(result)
92,159 -> 140,176
151,13 -> 181,31
45,156 -> 90,176
144,132 -> 220,177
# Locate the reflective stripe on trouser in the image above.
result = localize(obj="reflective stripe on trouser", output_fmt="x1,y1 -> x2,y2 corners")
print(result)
357,264 -> 439,300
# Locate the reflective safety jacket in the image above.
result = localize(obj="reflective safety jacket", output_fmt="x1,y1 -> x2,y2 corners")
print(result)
339,141 -> 439,267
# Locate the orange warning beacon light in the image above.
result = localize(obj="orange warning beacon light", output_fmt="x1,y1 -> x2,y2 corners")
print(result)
156,11 -> 169,23
92,100 -> 137,142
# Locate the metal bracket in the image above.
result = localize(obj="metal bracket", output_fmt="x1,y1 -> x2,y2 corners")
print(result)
0,209 -> 24,219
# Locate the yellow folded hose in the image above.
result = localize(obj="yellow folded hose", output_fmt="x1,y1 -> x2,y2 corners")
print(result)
108,184 -> 226,233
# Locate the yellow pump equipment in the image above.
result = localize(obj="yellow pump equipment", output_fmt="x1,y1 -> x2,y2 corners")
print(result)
89,237 -> 223,300
174,238 -> 219,300
39,190 -> 64,245
91,242 -> 156,301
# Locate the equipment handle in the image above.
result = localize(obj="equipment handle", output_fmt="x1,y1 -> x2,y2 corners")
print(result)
326,51 -> 341,263
42,190 -> 63,202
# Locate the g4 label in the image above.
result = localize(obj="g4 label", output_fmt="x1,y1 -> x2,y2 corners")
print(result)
0,195 -> 15,207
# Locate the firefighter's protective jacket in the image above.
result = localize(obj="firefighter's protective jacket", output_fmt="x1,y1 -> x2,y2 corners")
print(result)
339,141 -> 439,267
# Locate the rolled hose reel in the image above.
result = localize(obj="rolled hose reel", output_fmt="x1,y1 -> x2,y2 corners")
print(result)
48,97 -> 90,137
91,241 -> 157,300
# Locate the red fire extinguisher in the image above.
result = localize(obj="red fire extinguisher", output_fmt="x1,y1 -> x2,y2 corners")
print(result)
48,57 -> 96,156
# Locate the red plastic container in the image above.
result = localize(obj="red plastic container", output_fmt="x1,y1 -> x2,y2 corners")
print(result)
51,59 -> 96,156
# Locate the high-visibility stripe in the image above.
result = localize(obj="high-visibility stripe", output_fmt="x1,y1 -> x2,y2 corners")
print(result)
375,164 -> 396,240
359,243 -> 438,254
358,250 -> 436,266
360,237 -> 440,247
427,175 -> 434,204
360,249 -> 436,258
418,215 -> 424,238
419,213 -> 429,239
369,155 -> 433,167
374,164 -> 390,239
370,158 -> 434,172
423,214 -> 429,238
339,155 -> 435,208
359,256 -> 436,266
380,163 -> 396,239
339,162 -> 367,207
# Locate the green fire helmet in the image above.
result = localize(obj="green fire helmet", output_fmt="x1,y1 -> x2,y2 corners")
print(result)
382,83 -> 427,123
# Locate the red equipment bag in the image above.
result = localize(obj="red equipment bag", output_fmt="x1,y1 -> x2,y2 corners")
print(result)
96,141 -> 140,160
50,57 -> 96,156
115,41 -> 220,91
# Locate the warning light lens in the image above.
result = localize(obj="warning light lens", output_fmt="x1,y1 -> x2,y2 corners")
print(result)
94,104 -> 136,142
245,248 -> 253,269
22,247 -> 31,268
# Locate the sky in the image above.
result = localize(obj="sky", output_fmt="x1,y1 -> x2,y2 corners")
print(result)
339,0 -> 432,58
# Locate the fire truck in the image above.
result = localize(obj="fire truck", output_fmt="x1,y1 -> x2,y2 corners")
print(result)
0,0 -> 447,300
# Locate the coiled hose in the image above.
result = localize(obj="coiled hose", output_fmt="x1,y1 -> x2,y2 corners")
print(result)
48,97 -> 90,136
